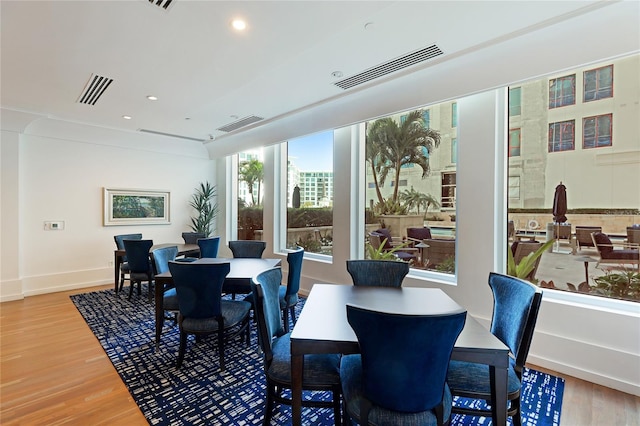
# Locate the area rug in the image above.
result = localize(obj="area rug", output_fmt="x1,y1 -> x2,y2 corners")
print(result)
71,288 -> 564,425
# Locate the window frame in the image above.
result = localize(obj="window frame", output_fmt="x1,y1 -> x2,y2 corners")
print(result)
548,74 -> 576,109
584,64 -> 613,102
548,120 -> 575,152
583,113 -> 613,149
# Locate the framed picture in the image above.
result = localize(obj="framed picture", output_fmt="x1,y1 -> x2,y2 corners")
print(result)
103,188 -> 170,226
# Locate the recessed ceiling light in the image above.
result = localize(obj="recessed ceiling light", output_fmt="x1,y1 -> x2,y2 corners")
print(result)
147,95 -> 158,101
231,19 -> 247,31
122,115 -> 132,120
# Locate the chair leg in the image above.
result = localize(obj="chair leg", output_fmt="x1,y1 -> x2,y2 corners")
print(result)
177,330 -> 187,368
290,306 -> 297,326
119,271 -> 125,292
332,386 -> 342,426
283,308 -> 290,333
128,280 -> 135,300
218,329 -> 225,371
263,382 -> 275,426
512,396 -> 522,426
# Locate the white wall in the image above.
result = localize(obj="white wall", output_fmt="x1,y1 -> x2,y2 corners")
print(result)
0,112 -> 215,300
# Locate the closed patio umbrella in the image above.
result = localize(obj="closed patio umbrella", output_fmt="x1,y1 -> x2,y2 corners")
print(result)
292,185 -> 301,208
552,182 -> 567,223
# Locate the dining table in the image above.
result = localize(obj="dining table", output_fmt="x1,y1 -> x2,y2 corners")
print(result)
153,257 -> 281,349
289,284 -> 510,426
113,243 -> 199,294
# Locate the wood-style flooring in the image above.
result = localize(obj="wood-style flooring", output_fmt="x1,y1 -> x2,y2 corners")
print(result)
1,285 -> 638,425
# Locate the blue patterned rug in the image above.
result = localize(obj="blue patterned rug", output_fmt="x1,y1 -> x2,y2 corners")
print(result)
71,288 -> 564,425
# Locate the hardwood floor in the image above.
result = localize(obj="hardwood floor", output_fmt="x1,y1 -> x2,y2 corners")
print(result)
1,285 -> 638,425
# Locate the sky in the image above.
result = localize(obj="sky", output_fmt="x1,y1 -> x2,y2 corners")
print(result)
287,130 -> 333,172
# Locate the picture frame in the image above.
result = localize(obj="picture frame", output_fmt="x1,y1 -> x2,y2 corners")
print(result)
103,188 -> 170,226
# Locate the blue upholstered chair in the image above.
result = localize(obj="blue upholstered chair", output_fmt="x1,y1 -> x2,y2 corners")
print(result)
243,247 -> 304,332
168,261 -> 251,371
280,247 -> 304,332
346,259 -> 409,287
229,240 -> 266,258
340,305 -> 466,425
114,233 -> 142,293
251,268 -> 342,425
151,246 -> 180,328
122,239 -> 154,301
447,272 -> 543,426
197,236 -> 220,258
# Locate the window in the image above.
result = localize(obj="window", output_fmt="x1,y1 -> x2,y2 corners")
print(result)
548,120 -> 575,152
584,65 -> 613,102
237,149 -> 264,241
509,87 -> 522,116
451,102 -> 458,127
583,114 -> 612,149
508,176 -> 520,199
287,132 -> 334,255
365,103 -> 455,275
423,110 -> 431,128
549,74 -> 576,108
508,54 -> 640,304
509,128 -> 521,157
451,138 -> 457,164
441,172 -> 456,209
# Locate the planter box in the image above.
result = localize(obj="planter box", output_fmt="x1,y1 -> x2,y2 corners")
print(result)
377,215 -> 424,237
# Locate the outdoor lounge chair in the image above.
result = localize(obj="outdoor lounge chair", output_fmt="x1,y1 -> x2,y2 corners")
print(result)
591,232 -> 639,270
423,238 -> 456,270
575,226 -> 602,251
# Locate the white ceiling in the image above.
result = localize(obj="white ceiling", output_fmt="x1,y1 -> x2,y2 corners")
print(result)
1,1 -> 639,157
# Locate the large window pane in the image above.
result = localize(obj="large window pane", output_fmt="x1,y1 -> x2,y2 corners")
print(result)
286,132 -> 334,255
237,149 -> 264,241
508,54 -> 640,303
364,102 -> 457,274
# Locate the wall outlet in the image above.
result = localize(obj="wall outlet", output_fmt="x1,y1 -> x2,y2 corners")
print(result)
44,221 -> 65,230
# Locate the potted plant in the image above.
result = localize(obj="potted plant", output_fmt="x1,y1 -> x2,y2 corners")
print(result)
506,239 -> 554,282
189,182 -> 218,237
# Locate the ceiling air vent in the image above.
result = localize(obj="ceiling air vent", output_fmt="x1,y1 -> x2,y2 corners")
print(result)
77,74 -> 113,105
217,115 -> 264,133
148,0 -> 174,11
138,129 -> 206,142
334,44 -> 443,90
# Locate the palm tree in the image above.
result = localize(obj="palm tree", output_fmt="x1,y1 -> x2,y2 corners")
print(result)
367,110 -> 441,204
365,122 -> 392,206
400,186 -> 441,215
239,159 -> 264,206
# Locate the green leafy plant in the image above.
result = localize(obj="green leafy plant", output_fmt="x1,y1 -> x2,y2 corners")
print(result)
593,270 -> 640,301
506,239 -> 555,282
374,198 -> 408,215
189,182 -> 218,237
434,256 -> 456,273
365,238 -> 410,261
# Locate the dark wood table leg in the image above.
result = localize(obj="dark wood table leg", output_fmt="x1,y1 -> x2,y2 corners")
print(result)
490,364 -> 508,426
291,353 -> 303,426
154,276 -> 165,350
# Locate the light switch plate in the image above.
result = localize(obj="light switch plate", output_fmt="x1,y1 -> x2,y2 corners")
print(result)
44,221 -> 65,230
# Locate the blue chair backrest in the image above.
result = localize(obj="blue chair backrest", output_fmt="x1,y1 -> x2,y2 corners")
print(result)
114,233 -> 142,261
229,240 -> 266,258
197,236 -> 220,258
488,272 -> 537,357
151,246 -> 178,275
251,268 -> 285,355
182,232 -> 206,244
168,261 -> 230,319
347,305 -> 466,412
123,239 -> 153,273
284,247 -> 304,299
346,259 -> 409,287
